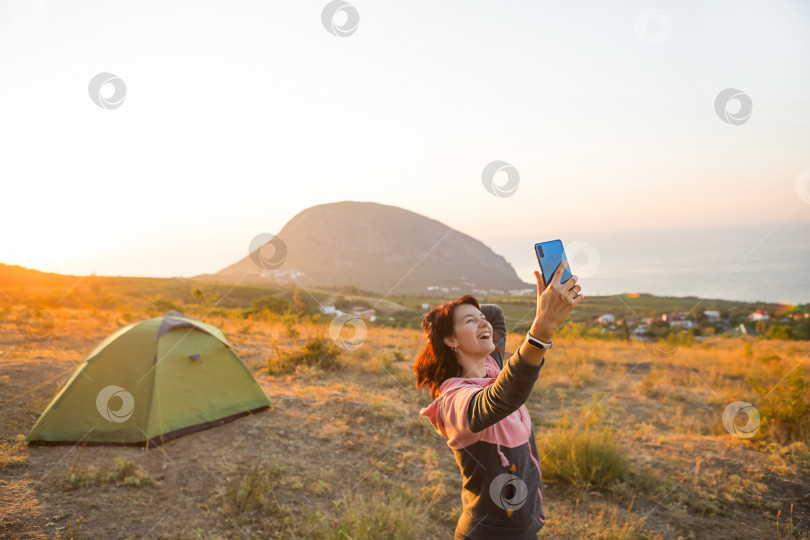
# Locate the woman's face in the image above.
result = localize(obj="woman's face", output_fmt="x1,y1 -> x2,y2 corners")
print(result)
443,304 -> 494,374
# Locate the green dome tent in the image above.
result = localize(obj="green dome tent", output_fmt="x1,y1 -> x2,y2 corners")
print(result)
26,310 -> 271,447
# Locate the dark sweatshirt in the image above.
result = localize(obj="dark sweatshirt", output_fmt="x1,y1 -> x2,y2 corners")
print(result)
420,304 -> 546,539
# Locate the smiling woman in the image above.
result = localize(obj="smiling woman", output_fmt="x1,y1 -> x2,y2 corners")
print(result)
413,263 -> 583,539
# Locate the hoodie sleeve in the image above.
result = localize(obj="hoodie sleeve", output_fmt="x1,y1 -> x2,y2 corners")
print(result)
466,348 -> 545,433
437,386 -> 480,439
479,304 -> 507,370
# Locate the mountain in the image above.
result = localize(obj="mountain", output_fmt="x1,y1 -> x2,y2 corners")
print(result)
195,201 -> 533,297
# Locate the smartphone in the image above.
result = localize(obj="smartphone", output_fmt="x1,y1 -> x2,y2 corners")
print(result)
534,240 -> 579,297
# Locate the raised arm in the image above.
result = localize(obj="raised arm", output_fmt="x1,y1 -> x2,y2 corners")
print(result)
466,348 -> 545,433
466,263 -> 584,433
479,304 -> 507,370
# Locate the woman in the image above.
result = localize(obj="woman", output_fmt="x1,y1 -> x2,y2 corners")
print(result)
414,261 -> 582,539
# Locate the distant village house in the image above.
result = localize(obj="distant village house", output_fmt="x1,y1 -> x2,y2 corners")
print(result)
748,310 -> 769,321
703,310 -> 721,322
662,313 -> 694,329
319,305 -> 376,322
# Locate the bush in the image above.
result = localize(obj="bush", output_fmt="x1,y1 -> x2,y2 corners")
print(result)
208,307 -> 231,318
794,318 -> 810,340
293,288 -> 320,316
66,457 -> 156,489
558,322 -> 587,339
152,295 -> 181,313
52,516 -> 86,540
537,427 -> 631,488
748,365 -> 810,445
765,441 -> 810,472
536,395 -> 631,488
268,335 -> 343,374
214,463 -> 286,524
280,313 -> 300,339
767,325 -> 795,340
247,295 -> 292,316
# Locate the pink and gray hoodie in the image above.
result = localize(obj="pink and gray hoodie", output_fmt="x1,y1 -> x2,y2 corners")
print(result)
419,304 -> 546,539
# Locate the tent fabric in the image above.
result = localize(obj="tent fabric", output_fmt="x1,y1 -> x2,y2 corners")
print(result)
155,310 -> 231,347
25,311 -> 271,448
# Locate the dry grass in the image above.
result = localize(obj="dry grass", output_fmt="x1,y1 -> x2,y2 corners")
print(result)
1,295 -> 809,539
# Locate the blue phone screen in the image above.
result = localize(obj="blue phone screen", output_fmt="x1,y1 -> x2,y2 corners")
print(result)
534,240 -> 578,296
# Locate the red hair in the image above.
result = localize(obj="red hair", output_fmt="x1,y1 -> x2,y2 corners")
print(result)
413,295 -> 505,399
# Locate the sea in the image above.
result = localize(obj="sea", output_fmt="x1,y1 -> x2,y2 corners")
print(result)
503,220 -> 809,305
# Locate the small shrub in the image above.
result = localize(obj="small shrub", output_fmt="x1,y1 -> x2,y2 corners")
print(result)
247,296 -> 292,317
380,352 -> 394,370
67,466 -> 100,489
767,325 -> 795,340
208,307 -> 229,318
215,463 -> 286,524
638,369 -> 662,398
103,457 -> 155,487
785,441 -> 810,470
52,516 -> 86,540
748,365 -> 810,445
356,351 -> 393,374
280,313 -> 300,339
558,322 -> 587,339
66,457 -> 155,489
0,440 -> 27,469
760,352 -> 783,364
152,295 -> 180,313
765,441 -> 810,473
537,426 -> 631,488
268,336 -> 342,374
536,397 -> 630,490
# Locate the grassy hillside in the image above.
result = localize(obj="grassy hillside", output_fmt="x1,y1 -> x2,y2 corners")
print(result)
1,266 -> 809,538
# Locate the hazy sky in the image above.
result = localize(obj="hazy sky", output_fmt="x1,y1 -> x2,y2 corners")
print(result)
2,1 -> 809,303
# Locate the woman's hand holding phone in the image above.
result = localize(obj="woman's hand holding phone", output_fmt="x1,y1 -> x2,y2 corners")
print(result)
531,260 -> 583,341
